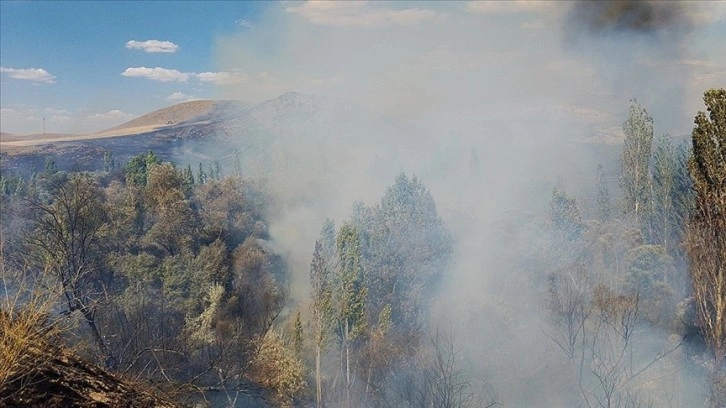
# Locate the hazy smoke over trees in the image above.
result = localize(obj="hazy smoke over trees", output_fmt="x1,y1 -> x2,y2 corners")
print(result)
2,1 -> 725,407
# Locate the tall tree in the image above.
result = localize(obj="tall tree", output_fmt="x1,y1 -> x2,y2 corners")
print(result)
550,187 -> 583,240
620,100 -> 654,225
310,236 -> 333,408
365,173 -> 451,329
334,223 -> 366,408
686,89 -> 726,374
124,151 -> 160,187
27,173 -> 116,368
671,140 -> 694,268
596,163 -> 611,222
649,135 -> 677,251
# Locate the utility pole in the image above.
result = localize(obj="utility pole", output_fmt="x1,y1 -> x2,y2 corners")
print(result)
43,117 -> 46,134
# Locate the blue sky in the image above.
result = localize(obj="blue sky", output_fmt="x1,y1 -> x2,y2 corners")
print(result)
1,1 -> 725,136
1,1 -> 265,134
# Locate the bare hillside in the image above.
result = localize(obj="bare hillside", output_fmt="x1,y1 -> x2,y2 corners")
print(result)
0,101 -> 219,151
105,100 -> 216,132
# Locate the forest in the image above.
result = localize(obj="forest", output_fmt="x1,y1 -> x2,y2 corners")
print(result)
0,89 -> 725,407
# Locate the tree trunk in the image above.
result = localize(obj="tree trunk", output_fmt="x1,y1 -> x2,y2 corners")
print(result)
315,343 -> 322,408
345,319 -> 351,408
81,306 -> 117,370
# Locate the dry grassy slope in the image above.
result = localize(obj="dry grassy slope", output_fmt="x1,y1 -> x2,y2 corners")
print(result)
0,342 -> 177,407
0,100 -> 218,151
104,100 -> 217,132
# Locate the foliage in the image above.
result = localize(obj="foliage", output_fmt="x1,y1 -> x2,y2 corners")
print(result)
550,187 -> 583,240
620,100 -> 654,225
686,88 -> 726,374
596,164 -> 612,222
124,151 -> 160,187
248,330 -> 307,407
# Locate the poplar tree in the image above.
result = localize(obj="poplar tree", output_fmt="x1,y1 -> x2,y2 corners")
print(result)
596,163 -> 611,222
309,238 -> 332,408
649,135 -> 677,251
334,223 -> 366,408
620,100 -> 654,225
686,89 -> 726,375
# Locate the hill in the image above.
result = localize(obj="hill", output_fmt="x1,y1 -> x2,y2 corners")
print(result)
0,92 -> 408,177
0,100 -> 220,151
98,99 -> 218,136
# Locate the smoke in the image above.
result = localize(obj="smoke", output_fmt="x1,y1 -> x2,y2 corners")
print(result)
201,1 -> 723,405
567,0 -> 693,35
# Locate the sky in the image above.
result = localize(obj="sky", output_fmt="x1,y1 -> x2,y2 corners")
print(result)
1,1 -> 725,136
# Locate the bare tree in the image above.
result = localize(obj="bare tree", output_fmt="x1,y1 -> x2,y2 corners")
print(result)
26,173 -> 116,368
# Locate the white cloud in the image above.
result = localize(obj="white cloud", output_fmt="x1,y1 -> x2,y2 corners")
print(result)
44,108 -> 72,116
196,71 -> 249,85
122,67 -> 190,82
286,1 -> 438,27
0,67 -> 56,83
88,109 -> 135,121
465,1 -> 553,15
125,39 -> 179,53
236,18 -> 253,28
166,91 -> 200,102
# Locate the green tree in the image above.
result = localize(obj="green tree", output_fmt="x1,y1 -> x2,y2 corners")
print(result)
620,100 -> 654,225
670,139 -> 694,268
648,135 -> 677,251
550,187 -> 583,240
310,237 -> 333,408
124,151 -> 160,187
596,164 -> 612,222
686,89 -> 726,375
103,151 -> 116,173
143,163 -> 196,256
197,162 -> 207,185
334,223 -> 366,408
364,173 -> 452,329
44,156 -> 57,175
182,163 -> 194,194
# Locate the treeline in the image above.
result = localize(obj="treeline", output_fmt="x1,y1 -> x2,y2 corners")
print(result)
1,152 -> 482,406
538,89 -> 725,406
303,173 -> 484,407
0,152 -> 299,405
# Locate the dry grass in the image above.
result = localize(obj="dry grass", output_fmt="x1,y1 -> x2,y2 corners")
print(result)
0,259 -> 178,406
0,298 -> 58,389
0,257 -> 60,395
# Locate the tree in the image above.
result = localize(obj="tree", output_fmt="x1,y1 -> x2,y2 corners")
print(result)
103,151 -> 116,173
143,163 -> 195,256
671,140 -> 694,269
686,89 -> 726,380
648,135 -> 677,251
620,100 -> 654,225
124,151 -> 160,187
333,223 -> 366,408
44,157 -> 57,175
363,173 -> 452,330
309,237 -> 333,408
550,187 -> 583,240
596,164 -> 612,222
27,173 -> 116,368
